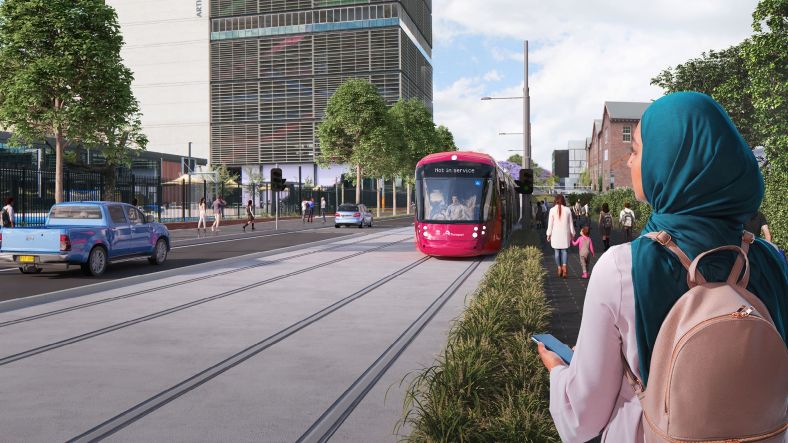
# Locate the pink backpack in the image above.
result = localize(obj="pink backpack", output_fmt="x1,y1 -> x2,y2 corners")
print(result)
623,231 -> 788,442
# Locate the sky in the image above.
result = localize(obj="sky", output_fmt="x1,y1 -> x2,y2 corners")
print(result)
430,0 -> 760,169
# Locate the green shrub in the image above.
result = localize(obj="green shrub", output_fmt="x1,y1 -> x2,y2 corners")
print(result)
400,239 -> 560,442
589,188 -> 652,230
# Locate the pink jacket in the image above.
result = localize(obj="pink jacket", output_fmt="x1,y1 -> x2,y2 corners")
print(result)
571,235 -> 595,256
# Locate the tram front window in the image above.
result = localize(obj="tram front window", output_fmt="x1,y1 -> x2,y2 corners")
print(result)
419,178 -> 491,223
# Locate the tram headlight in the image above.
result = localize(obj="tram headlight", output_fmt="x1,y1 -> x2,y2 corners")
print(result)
472,233 -> 478,238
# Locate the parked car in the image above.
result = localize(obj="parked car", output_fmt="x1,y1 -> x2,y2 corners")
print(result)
335,203 -> 373,228
0,202 -> 170,276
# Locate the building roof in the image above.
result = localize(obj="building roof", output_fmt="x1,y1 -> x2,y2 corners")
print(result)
594,119 -> 603,135
605,101 -> 651,121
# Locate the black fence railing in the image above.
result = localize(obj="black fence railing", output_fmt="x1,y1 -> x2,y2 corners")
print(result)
1,167 -> 413,226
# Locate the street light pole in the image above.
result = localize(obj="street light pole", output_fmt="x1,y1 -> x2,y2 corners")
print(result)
523,40 -> 532,227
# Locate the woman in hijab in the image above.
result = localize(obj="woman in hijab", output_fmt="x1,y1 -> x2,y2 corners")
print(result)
537,92 -> 787,442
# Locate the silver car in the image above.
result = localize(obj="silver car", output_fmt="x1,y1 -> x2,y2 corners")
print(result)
335,203 -> 373,228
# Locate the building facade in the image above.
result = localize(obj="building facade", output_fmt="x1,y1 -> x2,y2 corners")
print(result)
109,0 -> 433,187
587,102 -> 650,191
565,140 -> 588,190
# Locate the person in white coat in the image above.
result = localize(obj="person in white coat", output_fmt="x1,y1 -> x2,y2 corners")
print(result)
546,194 -> 575,278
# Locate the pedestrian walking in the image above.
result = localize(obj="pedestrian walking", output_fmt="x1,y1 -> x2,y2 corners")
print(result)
211,195 -> 225,232
572,201 -> 582,229
307,198 -> 315,223
535,201 -> 544,229
546,194 -> 575,278
320,197 -> 327,223
599,203 -> 613,251
572,226 -> 595,279
197,197 -> 207,233
619,202 -> 636,242
2,196 -> 15,228
243,199 -> 255,231
745,210 -> 772,242
537,92 -> 787,442
541,200 -> 549,229
301,199 -> 308,223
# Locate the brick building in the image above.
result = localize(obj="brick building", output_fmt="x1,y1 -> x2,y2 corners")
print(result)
587,102 -> 650,191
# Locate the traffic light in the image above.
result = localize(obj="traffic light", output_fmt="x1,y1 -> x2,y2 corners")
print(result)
271,168 -> 286,191
515,168 -> 534,195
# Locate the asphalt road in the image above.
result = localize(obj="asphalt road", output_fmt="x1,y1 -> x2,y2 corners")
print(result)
0,216 -> 415,302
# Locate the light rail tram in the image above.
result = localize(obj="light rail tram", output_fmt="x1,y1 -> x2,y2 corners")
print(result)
414,152 -> 520,257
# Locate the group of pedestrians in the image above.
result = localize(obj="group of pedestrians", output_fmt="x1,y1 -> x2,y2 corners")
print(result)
301,197 -> 327,223
196,196 -> 227,233
536,92 -> 787,442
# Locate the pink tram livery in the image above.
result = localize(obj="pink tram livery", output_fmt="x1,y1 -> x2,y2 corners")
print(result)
414,152 -> 520,257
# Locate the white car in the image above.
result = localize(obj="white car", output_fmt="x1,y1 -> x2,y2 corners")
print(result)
335,204 -> 373,228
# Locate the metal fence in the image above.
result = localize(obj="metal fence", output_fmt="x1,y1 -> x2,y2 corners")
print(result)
0,168 -> 160,227
1,167 -> 413,226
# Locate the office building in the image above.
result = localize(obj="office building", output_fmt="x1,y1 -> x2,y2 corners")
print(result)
109,1 -> 433,186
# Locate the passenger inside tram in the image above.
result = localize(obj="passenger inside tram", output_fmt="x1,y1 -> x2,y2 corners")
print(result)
425,181 -> 483,222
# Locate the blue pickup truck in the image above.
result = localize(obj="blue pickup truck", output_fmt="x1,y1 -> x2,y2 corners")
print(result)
0,202 -> 170,276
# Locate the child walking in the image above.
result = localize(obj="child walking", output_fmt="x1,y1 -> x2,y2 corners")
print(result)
571,226 -> 595,279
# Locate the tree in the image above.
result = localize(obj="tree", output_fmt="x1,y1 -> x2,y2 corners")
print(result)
651,44 -> 764,148
744,0 -> 788,248
579,167 -> 592,188
434,125 -> 458,151
507,153 -> 523,165
388,99 -> 445,214
317,79 -> 394,204
0,0 -> 142,203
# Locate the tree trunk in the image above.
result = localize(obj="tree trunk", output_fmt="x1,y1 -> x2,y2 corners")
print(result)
355,164 -> 362,204
406,182 -> 412,215
103,168 -> 118,201
376,179 -> 381,219
392,179 -> 397,216
54,129 -> 65,203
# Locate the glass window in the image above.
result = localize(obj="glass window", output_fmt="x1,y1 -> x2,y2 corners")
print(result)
107,206 -> 128,224
49,205 -> 103,220
125,206 -> 144,225
623,125 -> 632,142
418,178 -> 490,223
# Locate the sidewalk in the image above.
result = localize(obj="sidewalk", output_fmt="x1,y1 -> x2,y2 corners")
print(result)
539,222 -> 628,345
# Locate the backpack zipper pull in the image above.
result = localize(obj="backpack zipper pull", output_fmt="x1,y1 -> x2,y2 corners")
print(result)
731,306 -> 753,318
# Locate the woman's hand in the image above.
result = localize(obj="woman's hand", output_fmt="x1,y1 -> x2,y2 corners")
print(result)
537,342 -> 567,372
547,235 -> 552,242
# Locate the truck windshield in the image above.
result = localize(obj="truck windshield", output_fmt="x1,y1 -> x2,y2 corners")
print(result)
49,206 -> 102,220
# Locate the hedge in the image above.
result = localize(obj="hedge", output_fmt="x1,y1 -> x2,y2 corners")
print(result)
400,230 -> 560,442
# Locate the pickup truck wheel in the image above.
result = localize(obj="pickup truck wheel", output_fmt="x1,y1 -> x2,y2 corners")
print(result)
83,246 -> 107,276
149,238 -> 168,265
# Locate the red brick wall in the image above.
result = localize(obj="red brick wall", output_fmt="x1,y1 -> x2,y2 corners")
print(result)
589,109 -> 638,191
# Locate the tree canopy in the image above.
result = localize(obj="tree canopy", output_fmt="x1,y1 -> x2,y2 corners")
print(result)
651,0 -> 787,247
0,0 -> 144,202
506,154 -> 523,165
388,99 -> 453,183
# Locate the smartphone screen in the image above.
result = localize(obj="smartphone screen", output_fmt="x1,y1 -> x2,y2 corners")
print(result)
532,333 -> 574,364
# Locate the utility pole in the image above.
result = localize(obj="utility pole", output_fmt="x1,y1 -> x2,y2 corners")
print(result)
523,40 -> 532,228
187,142 -> 192,220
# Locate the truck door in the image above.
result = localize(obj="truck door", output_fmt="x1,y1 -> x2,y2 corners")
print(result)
107,205 -> 133,257
125,205 -> 151,254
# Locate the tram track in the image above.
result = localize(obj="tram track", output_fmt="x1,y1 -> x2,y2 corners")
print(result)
297,258 -> 483,443
0,235 -> 412,367
0,229 -> 409,329
65,255 -> 434,443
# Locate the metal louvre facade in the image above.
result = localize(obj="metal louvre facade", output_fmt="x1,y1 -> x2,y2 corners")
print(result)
209,1 -> 432,166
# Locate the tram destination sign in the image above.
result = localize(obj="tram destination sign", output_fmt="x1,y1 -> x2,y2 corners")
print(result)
420,162 -> 493,178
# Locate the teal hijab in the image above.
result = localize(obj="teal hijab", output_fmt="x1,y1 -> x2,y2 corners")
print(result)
632,92 -> 788,386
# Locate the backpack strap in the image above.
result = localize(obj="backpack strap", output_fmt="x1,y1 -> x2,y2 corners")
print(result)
645,232 -> 707,286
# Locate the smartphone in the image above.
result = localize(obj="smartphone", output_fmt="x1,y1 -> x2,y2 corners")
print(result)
532,333 -> 574,364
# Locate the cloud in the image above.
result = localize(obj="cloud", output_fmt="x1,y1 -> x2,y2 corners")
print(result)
432,0 -> 759,169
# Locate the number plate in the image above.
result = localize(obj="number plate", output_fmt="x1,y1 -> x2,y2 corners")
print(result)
18,255 -> 36,263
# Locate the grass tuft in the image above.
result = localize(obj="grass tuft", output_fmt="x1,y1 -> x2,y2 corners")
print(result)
399,229 -> 560,442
